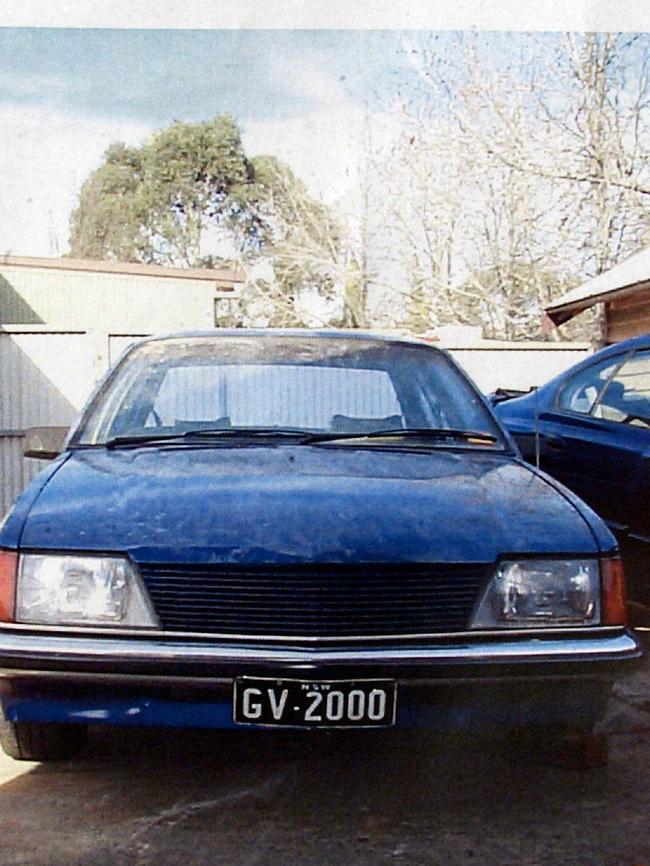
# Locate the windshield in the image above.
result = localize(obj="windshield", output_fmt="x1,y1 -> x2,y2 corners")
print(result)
73,335 -> 505,447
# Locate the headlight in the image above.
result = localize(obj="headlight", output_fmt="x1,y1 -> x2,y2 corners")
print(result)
16,554 -> 159,628
470,559 -> 600,628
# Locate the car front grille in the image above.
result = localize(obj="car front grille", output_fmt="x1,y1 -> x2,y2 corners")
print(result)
138,562 -> 491,639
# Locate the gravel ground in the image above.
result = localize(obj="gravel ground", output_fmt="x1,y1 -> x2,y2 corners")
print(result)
0,640 -> 648,866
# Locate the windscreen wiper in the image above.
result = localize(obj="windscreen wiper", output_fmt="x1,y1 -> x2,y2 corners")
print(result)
103,428 -> 315,449
103,433 -> 187,449
303,427 -> 499,446
183,427 -> 315,441
103,427 -> 498,450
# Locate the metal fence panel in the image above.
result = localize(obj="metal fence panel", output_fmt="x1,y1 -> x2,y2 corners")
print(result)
0,437 -> 43,517
447,346 -> 590,393
0,331 -> 93,516
153,364 -> 402,429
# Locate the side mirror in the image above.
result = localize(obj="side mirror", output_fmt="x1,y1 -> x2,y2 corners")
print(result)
23,426 -> 69,460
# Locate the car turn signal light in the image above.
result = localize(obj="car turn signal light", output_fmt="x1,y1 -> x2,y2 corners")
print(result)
0,549 -> 17,622
601,557 -> 627,625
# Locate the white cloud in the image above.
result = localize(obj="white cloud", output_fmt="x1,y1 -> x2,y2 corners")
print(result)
0,72 -> 76,98
243,105 -> 365,205
267,49 -> 347,107
242,48 -> 368,206
0,102 -> 151,256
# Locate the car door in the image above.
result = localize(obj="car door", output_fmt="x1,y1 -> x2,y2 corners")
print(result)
536,348 -> 650,541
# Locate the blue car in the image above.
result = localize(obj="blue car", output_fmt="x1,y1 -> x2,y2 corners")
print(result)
0,331 -> 641,760
493,333 -> 650,607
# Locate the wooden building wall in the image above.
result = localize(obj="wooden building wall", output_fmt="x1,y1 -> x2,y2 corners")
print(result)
604,284 -> 650,343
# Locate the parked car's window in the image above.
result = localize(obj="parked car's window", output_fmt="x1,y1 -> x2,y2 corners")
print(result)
557,357 -> 622,415
74,336 -> 504,446
152,364 -> 402,430
592,350 -> 650,427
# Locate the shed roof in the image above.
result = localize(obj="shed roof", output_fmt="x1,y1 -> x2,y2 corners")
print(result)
0,255 -> 243,288
546,246 -> 650,325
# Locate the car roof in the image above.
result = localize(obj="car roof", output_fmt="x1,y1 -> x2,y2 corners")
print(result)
135,328 -> 440,350
529,331 -> 650,395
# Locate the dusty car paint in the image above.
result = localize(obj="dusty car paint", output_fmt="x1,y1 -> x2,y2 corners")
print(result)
13,447 -> 607,561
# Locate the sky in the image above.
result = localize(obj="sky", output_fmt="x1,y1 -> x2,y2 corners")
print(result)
0,29 -> 407,257
1,6 -> 648,260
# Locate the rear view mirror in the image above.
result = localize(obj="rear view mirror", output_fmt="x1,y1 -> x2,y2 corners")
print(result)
23,427 -> 69,460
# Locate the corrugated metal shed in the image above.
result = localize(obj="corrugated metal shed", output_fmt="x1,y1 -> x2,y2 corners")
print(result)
0,254 -> 241,285
0,255 -> 243,332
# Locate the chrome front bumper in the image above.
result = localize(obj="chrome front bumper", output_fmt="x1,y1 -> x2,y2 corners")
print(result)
0,628 -> 642,730
0,627 -> 641,678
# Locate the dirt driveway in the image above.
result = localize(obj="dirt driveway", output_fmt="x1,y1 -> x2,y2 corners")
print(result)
0,643 -> 648,866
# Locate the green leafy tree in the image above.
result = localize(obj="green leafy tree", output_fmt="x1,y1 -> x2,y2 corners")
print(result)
70,116 -> 260,266
69,143 -> 150,262
70,115 -> 359,327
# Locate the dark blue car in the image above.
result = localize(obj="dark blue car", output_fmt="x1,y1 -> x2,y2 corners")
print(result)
493,333 -> 650,607
0,331 -> 641,761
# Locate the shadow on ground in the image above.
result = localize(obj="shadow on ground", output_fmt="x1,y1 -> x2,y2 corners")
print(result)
0,708 -> 648,866
0,636 -> 646,866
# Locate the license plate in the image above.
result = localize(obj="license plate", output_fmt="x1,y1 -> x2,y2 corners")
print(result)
233,677 -> 397,728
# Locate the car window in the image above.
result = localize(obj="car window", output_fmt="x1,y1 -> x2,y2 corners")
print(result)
557,357 -> 622,415
592,350 -> 650,427
73,336 -> 505,446
151,364 -> 403,430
